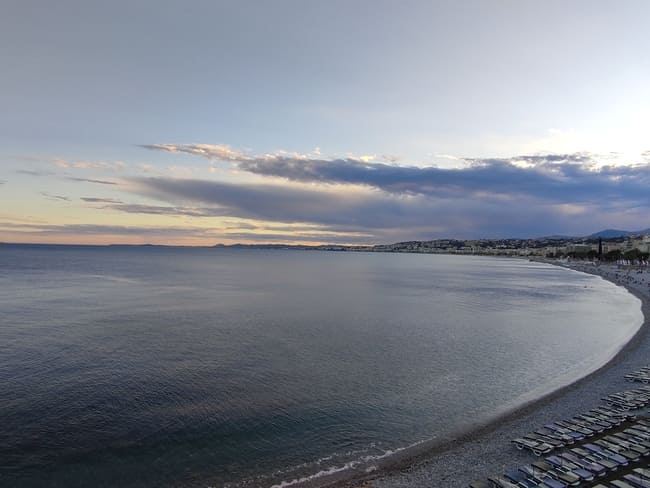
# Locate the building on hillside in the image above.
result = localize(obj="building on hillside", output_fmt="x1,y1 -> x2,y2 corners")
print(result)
566,244 -> 591,254
602,241 -> 624,254
631,236 -> 650,253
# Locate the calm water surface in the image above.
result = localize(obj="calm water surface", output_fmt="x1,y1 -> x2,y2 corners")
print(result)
0,246 -> 642,487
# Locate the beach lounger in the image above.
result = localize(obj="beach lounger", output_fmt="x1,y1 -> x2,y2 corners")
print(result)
571,417 -> 606,432
604,434 -> 650,455
625,428 -> 650,442
632,418 -> 650,427
570,447 -> 619,471
593,439 -> 641,461
624,474 -> 650,488
554,420 -> 594,436
584,412 -> 624,427
611,480 -> 637,488
518,466 -> 567,488
512,437 -> 553,455
575,413 -> 615,428
530,461 -> 578,486
626,392 -> 650,400
627,425 -> 650,437
635,422 -> 650,432
535,428 -> 573,444
609,432 -> 650,452
569,416 -> 605,432
590,408 -> 627,420
602,393 -> 645,408
632,467 -> 650,478
603,399 -> 635,410
544,424 -> 584,441
604,393 -> 649,409
583,443 -> 629,466
625,374 -> 650,383
590,406 -> 633,420
487,476 -> 520,488
558,452 -> 606,477
592,404 -> 631,414
545,455 -> 593,482
503,470 -> 539,488
524,433 -> 564,449
614,432 -> 650,449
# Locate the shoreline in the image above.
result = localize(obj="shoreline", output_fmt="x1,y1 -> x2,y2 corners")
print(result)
318,261 -> 650,488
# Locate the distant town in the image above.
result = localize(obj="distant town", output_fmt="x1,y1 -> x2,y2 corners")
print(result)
217,228 -> 650,261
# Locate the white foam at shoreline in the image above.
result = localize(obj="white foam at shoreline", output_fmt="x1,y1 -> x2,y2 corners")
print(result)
269,440 -> 428,488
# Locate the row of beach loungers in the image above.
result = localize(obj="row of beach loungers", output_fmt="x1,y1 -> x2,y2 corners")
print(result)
471,466 -> 650,488
512,387 -> 650,456
603,387 -> 650,411
471,419 -> 650,487
469,368 -> 650,488
626,367 -> 650,384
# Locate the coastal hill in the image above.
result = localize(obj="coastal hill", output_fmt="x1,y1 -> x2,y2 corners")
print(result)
589,228 -> 650,238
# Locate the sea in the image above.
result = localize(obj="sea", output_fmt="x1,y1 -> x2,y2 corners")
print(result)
0,245 -> 643,488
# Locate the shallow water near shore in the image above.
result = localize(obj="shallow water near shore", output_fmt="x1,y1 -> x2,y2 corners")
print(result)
0,246 -> 643,488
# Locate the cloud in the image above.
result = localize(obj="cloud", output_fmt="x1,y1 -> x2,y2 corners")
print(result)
236,153 -> 650,204
128,176 -> 394,227
216,231 -> 372,244
16,169 -> 54,176
66,177 -> 118,185
123,175 -> 650,241
0,222 -> 216,238
80,197 -> 124,204
8,143 -> 650,244
141,143 -> 650,206
140,144 -> 245,162
52,159 -> 127,171
102,203 -> 228,218
13,169 -> 119,185
40,192 -> 70,202
0,221 -> 370,245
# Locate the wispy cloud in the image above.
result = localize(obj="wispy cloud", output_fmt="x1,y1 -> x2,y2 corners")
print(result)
53,159 -> 127,171
16,169 -> 54,176
66,177 -> 118,185
0,222 -> 215,238
14,168 -> 119,185
102,203 -> 228,218
80,197 -> 124,204
0,221 -> 369,245
140,144 -> 245,162
40,192 -> 70,202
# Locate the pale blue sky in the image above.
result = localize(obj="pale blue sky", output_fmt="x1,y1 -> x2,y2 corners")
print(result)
1,1 -> 649,244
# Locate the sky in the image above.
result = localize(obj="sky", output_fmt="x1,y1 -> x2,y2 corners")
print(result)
1,0 -> 650,245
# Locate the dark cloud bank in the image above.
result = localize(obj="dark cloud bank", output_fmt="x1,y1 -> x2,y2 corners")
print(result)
131,144 -> 650,241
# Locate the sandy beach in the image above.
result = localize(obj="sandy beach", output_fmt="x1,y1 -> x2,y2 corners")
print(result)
342,262 -> 650,488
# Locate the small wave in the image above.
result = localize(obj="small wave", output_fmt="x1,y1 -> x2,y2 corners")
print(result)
85,274 -> 140,284
270,439 -> 428,488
